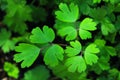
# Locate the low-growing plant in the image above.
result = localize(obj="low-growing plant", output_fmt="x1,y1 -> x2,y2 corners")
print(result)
0,0 -> 120,80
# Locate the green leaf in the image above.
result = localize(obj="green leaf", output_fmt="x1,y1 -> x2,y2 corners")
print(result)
44,44 -> 64,67
93,0 -> 101,3
84,44 -> 100,65
105,46 -> 116,56
0,29 -> 15,53
84,52 -> 98,65
4,62 -> 19,79
3,0 -> 32,34
58,26 -> 77,41
2,40 -> 15,53
94,39 -> 106,47
98,57 -> 110,70
14,43 -> 40,68
89,7 -> 107,21
0,29 -> 11,46
79,18 -> 97,39
65,56 -> 86,73
23,65 -> 50,80
65,40 -> 82,57
55,3 -> 79,22
101,18 -> 116,35
30,26 -> 55,44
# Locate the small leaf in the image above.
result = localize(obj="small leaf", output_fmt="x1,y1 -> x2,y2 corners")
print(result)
4,62 -> 19,79
55,3 -> 79,22
80,18 -> 97,31
85,44 -> 100,54
58,26 -> 77,41
94,39 -> 106,47
65,56 -> 86,73
101,18 -> 116,35
2,40 -> 15,53
14,43 -> 40,68
105,46 -> 116,56
44,44 -> 64,67
23,65 -> 50,80
93,0 -> 101,3
0,29 -> 11,46
84,44 -> 100,65
84,52 -> 98,65
65,40 -> 82,57
79,29 -> 92,39
30,26 -> 55,44
79,18 -> 97,40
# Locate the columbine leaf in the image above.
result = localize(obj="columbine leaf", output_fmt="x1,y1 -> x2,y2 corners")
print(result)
101,18 -> 116,35
14,43 -> 40,68
44,44 -> 64,67
84,44 -> 100,65
65,40 -> 82,57
0,29 -> 15,53
0,28 -> 11,46
65,56 -> 86,73
93,0 -> 101,3
79,18 -> 97,40
105,46 -> 116,56
58,26 -> 77,41
2,40 -> 15,53
55,3 -> 79,22
30,26 -> 55,44
23,65 -> 50,80
4,62 -> 19,79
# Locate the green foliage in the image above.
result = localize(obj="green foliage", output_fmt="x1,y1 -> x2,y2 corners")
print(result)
23,65 -> 50,80
55,3 -> 79,22
0,28 -> 16,53
3,0 -> 32,34
14,43 -> 40,68
65,40 -> 82,57
84,44 -> 100,65
44,44 -> 64,67
58,26 -> 77,41
4,62 -> 19,79
79,18 -> 97,39
65,56 -> 86,73
0,0 -> 120,79
30,26 -> 55,44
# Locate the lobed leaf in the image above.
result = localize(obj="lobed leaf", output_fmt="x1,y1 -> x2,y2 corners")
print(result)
30,26 -> 55,44
58,26 -> 77,41
79,18 -> 97,40
55,3 -> 79,22
23,65 -> 50,80
14,43 -> 40,68
44,44 -> 64,67
65,40 -> 82,57
101,18 -> 116,35
84,44 -> 100,65
65,56 -> 86,73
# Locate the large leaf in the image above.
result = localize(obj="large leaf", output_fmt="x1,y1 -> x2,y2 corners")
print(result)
84,44 -> 100,65
58,26 -> 77,41
44,44 -> 64,67
79,18 -> 97,40
14,43 -> 40,68
30,26 -> 55,44
65,40 -> 82,57
23,65 -> 50,80
55,3 -> 79,22
65,56 -> 86,73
